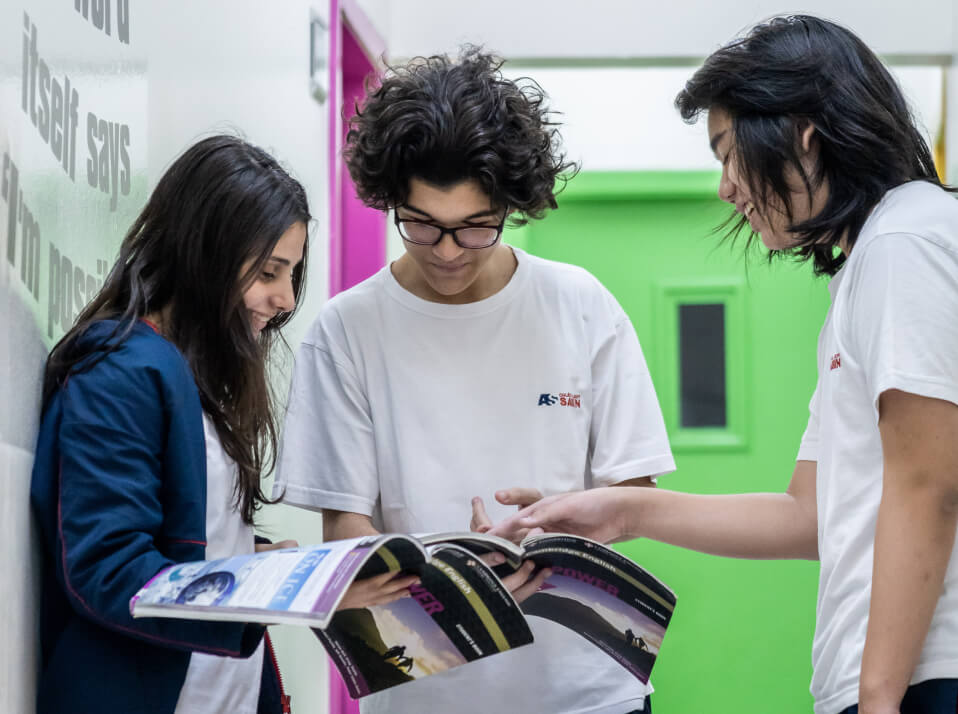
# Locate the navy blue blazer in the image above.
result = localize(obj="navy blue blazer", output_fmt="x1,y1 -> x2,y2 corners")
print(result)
31,321 -> 284,714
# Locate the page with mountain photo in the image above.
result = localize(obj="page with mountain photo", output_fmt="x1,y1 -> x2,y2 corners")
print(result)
315,543 -> 534,698
419,531 -> 677,685
520,534 -> 675,685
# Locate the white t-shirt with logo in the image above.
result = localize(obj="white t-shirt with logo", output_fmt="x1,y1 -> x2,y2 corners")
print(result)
174,416 -> 264,714
275,246 -> 675,714
797,182 -> 958,714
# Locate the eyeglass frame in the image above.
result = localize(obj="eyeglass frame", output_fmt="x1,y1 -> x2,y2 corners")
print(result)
393,210 -> 508,249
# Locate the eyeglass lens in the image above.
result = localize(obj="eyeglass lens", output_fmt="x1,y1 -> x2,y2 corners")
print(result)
398,221 -> 500,248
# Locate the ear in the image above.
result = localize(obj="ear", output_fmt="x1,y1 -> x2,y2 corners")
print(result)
799,121 -> 817,154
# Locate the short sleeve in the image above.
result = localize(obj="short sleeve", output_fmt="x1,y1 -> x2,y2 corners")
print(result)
589,307 -> 676,486
796,386 -> 820,463
275,329 -> 380,516
847,233 -> 958,409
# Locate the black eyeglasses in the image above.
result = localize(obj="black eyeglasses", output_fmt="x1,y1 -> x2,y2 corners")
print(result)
394,211 -> 507,249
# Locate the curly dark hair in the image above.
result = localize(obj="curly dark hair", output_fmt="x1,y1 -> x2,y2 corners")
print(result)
344,46 -> 576,225
676,15 -> 952,276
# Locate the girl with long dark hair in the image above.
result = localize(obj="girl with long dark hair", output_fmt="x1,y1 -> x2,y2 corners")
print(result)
31,135 -> 416,714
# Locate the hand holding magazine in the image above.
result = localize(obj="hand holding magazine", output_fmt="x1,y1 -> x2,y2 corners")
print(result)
131,532 -> 676,698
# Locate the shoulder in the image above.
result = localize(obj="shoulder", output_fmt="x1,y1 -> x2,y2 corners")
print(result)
857,182 -> 958,256
518,249 -> 627,321
66,320 -> 199,412
301,269 -> 388,349
90,321 -> 190,377
520,249 -> 603,287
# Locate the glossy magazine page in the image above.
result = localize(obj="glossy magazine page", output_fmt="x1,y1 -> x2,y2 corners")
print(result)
520,534 -> 676,685
130,534 -> 425,628
315,544 -> 533,698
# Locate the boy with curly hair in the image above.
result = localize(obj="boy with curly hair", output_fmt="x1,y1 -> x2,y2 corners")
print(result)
275,47 -> 674,714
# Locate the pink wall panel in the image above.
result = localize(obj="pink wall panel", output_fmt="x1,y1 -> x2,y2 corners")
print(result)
327,2 -> 384,711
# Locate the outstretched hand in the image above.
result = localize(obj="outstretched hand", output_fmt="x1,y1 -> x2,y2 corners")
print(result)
487,489 -> 635,544
494,488 -> 544,509
470,488 -> 545,541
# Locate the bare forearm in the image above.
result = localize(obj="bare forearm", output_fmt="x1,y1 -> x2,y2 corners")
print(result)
626,488 -> 818,560
860,483 -> 958,708
322,509 -> 380,541
859,390 -> 958,712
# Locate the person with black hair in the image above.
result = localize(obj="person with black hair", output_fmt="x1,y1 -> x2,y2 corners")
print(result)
30,135 -> 418,714
492,15 -> 958,714
274,48 -> 674,714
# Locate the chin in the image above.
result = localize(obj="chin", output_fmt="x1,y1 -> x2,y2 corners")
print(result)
759,233 -> 786,251
427,276 -> 474,297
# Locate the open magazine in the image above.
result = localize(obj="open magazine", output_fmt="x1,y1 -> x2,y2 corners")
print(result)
131,532 -> 675,698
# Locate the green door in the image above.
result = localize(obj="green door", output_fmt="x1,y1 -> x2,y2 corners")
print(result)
507,171 -> 830,714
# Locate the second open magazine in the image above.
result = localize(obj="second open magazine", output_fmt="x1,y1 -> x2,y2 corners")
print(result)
422,531 -> 677,685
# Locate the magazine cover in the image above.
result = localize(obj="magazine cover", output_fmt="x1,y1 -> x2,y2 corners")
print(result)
131,535 -> 426,627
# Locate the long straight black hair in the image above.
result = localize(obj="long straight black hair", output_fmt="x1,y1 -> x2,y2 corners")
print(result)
676,15 -> 953,276
43,135 -> 310,524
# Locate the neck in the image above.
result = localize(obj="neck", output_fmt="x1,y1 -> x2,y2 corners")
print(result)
838,231 -> 851,257
143,305 -> 172,335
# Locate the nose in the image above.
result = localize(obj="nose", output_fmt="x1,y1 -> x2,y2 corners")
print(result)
717,164 -> 737,205
432,232 -> 465,262
271,277 -> 296,313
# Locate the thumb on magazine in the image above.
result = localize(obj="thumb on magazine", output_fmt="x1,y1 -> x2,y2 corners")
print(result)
470,496 -> 493,533
479,552 -> 506,567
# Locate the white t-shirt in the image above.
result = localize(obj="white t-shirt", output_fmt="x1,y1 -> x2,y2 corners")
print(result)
796,182 -> 958,714
174,416 -> 264,714
275,246 -> 675,714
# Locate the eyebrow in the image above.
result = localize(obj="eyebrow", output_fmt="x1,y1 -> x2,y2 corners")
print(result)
709,130 -> 727,156
399,204 -> 502,222
267,256 -> 291,266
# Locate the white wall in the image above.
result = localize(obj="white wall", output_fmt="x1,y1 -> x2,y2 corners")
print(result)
378,0 -> 955,61
358,1 -> 950,176
0,1 -> 331,711
499,65 -> 945,173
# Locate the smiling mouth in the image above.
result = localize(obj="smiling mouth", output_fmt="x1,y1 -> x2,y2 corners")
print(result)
251,313 -> 273,330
